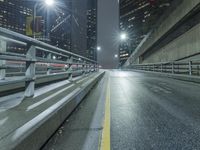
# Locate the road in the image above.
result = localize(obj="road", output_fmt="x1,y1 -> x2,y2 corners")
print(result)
42,70 -> 200,150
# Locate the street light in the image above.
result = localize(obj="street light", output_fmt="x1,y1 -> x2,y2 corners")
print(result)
120,32 -> 128,41
114,54 -> 118,58
33,0 -> 55,38
45,0 -> 54,6
97,46 -> 101,51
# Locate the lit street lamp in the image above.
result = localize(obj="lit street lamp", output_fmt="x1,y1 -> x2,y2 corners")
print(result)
33,0 -> 55,38
114,54 -> 118,58
97,46 -> 101,51
45,0 -> 54,6
120,32 -> 128,41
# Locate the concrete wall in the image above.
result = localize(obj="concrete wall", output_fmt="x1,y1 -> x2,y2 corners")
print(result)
142,23 -> 200,63
140,0 -> 200,55
124,0 -> 200,66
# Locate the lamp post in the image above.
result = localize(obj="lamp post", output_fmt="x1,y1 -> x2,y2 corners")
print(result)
33,0 -> 54,38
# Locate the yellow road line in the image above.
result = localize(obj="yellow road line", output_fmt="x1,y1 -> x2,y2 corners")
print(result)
100,77 -> 110,150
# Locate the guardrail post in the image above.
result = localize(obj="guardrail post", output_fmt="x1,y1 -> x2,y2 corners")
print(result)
161,64 -> 163,73
67,56 -> 73,81
172,62 -> 174,74
25,45 -> 36,97
82,63 -> 85,75
47,53 -> 52,75
89,64 -> 92,73
77,63 -> 79,74
87,64 -> 89,73
92,64 -> 95,72
88,64 -> 91,73
189,61 -> 192,75
0,39 -> 6,80
96,63 -> 99,72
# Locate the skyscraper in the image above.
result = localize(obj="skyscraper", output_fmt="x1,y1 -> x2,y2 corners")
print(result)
48,1 -> 72,51
0,0 -> 97,60
86,0 -> 97,61
0,0 -> 32,53
71,0 -> 97,61
119,0 -> 173,67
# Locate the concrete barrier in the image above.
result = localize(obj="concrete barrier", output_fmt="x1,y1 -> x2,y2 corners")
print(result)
0,71 -> 105,150
127,69 -> 200,84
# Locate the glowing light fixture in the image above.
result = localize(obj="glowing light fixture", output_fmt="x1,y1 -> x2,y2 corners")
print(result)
97,46 -> 101,51
45,0 -> 54,6
120,32 -> 127,41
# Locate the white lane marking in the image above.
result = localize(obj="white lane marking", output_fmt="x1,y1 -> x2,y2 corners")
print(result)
27,84 -> 75,111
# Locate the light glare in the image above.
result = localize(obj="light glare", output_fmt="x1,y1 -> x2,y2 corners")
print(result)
120,33 -> 127,41
97,46 -> 101,51
45,0 -> 54,6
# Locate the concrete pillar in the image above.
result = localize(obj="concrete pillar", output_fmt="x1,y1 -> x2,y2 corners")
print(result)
0,40 -> 6,80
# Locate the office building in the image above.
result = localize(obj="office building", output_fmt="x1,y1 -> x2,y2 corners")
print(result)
0,0 -> 32,52
0,0 -> 97,60
86,0 -> 97,61
71,0 -> 97,61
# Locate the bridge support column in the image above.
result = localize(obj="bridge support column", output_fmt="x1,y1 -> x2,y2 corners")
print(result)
25,45 -> 36,97
0,40 -> 6,80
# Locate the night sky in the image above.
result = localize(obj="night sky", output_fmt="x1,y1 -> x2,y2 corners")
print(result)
97,0 -> 119,69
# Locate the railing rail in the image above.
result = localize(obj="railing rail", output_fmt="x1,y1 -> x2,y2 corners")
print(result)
0,27 -> 98,97
124,59 -> 200,76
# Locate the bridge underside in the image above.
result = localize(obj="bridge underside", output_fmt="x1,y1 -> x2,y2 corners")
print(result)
125,0 -> 200,66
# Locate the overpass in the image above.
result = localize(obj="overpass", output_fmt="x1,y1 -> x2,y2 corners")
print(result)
1,1 -> 200,148
124,0 -> 200,68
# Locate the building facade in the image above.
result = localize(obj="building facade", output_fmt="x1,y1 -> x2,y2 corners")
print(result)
0,0 -> 97,60
0,0 -> 32,53
119,0 -> 173,67
48,1 -> 72,51
86,0 -> 97,61
71,0 -> 97,61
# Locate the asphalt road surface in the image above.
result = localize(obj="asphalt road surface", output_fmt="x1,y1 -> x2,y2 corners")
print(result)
42,70 -> 200,150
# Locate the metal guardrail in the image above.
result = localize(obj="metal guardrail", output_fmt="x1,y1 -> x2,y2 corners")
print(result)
0,27 -> 98,97
124,59 -> 200,76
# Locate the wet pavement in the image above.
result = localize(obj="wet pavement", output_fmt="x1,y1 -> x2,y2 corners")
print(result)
44,70 -> 200,150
